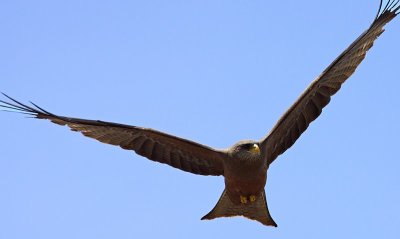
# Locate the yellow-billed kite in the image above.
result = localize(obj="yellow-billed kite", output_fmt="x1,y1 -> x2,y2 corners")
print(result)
1,0 -> 399,227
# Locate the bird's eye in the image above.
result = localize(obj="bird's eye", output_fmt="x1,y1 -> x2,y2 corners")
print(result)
242,144 -> 252,149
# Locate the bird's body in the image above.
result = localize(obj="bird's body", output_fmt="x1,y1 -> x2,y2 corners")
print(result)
223,142 -> 266,204
1,0 -> 399,227
224,166 -> 267,204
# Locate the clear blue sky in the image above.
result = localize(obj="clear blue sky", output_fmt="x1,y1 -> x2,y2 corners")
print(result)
1,0 -> 399,238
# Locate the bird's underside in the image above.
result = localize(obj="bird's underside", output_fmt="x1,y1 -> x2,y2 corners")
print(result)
1,0 -> 399,227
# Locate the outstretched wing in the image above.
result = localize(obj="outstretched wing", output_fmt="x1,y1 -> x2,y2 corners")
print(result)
260,0 -> 399,166
0,94 -> 225,176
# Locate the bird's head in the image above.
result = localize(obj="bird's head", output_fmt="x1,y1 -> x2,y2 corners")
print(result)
229,140 -> 261,160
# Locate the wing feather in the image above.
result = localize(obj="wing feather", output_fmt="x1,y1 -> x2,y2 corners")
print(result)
260,1 -> 399,165
0,94 -> 225,176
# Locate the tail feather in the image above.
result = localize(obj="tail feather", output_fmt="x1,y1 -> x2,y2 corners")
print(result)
201,189 -> 277,227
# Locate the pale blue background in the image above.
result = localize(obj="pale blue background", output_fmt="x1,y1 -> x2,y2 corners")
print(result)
1,0 -> 399,238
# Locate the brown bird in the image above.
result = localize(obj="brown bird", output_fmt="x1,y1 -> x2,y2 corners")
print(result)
1,0 -> 399,227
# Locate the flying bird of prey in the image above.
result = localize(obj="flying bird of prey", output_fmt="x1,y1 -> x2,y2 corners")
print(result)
1,0 -> 399,227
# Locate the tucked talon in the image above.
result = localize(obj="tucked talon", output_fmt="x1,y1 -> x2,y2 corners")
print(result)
240,195 -> 248,204
249,195 -> 256,202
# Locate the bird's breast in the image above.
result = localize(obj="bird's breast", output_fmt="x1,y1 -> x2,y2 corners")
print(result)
224,166 -> 267,201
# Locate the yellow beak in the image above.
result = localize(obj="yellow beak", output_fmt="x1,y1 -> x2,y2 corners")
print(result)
249,144 -> 260,154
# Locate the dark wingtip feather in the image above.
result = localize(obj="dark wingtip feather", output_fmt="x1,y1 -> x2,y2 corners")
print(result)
29,101 -> 55,116
1,109 -> 36,116
376,0 -> 400,20
0,93 -> 53,118
386,0 -> 400,14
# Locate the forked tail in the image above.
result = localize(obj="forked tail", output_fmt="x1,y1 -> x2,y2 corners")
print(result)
201,189 -> 277,227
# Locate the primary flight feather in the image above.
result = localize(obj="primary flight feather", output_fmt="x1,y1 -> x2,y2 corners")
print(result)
1,0 -> 399,227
